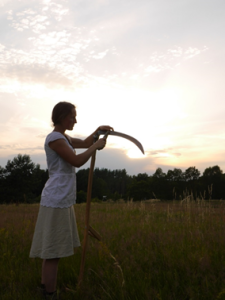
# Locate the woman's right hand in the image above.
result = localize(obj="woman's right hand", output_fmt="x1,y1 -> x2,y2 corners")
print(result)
95,138 -> 107,150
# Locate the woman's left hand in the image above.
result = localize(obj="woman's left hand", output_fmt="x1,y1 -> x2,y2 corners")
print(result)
98,125 -> 114,132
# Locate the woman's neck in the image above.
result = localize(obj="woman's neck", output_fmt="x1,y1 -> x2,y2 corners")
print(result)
53,125 -> 65,135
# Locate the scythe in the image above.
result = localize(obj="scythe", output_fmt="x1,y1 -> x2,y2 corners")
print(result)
77,130 -> 145,286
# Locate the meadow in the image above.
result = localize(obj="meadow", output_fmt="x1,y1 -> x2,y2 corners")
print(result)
1,200 -> 225,300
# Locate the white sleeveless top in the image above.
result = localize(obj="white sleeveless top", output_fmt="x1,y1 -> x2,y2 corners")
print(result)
40,131 -> 76,208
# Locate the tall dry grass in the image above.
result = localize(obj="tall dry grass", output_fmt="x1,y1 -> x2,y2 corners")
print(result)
1,200 -> 225,299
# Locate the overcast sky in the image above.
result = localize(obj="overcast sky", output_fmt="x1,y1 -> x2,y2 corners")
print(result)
0,0 -> 225,175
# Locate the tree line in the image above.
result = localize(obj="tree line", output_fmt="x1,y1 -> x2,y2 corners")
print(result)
0,154 -> 224,204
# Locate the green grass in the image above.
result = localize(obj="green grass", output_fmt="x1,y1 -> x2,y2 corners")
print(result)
1,200 -> 225,299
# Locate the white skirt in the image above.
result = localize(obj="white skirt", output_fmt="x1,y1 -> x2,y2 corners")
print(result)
30,205 -> 80,259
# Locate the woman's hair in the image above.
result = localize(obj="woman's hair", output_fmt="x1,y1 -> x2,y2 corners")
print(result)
52,101 -> 76,126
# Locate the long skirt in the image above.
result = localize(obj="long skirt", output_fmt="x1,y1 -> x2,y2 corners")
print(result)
30,205 -> 80,259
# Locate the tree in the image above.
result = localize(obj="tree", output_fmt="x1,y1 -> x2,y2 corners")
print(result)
135,173 -> 149,181
92,177 -> 108,199
203,165 -> 223,178
128,179 -> 151,201
152,168 -> 167,199
0,154 -> 44,203
128,173 -> 151,201
166,168 -> 184,181
76,168 -> 132,201
0,166 -> 5,178
202,165 -> 224,199
112,169 -> 131,198
77,168 -> 89,193
153,168 -> 166,179
76,190 -> 87,203
184,167 -> 201,181
0,166 -> 6,202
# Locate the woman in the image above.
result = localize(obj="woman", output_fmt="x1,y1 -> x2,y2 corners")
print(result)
30,101 -> 113,299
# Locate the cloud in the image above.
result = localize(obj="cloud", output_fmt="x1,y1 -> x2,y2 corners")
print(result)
0,145 -> 152,175
43,1 -> 69,22
0,0 -> 210,95
0,13 -> 118,91
7,0 -> 69,32
92,49 -> 109,60
14,146 -> 43,151
10,13 -> 49,33
0,152 -> 47,169
76,147 -> 157,175
145,46 -> 208,74
146,149 -> 182,158
36,133 -> 48,139
0,144 -> 41,152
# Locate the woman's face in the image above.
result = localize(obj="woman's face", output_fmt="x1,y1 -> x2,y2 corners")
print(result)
63,108 -> 77,130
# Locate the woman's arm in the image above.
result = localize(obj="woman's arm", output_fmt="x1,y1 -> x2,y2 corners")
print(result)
68,125 -> 114,149
49,138 -> 107,168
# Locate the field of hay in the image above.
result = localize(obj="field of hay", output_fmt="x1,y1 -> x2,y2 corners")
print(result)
1,200 -> 225,300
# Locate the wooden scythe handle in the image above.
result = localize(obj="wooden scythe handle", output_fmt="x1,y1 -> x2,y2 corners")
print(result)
88,225 -> 101,241
78,150 -> 96,286
78,131 -> 109,287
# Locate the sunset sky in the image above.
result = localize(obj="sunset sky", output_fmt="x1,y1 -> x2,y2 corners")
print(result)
0,0 -> 225,175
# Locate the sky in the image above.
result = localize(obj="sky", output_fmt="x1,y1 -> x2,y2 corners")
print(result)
0,0 -> 225,176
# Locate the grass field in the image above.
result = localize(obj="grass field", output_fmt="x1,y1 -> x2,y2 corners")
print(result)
1,200 -> 225,300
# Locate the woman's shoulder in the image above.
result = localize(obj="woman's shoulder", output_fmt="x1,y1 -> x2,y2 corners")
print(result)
45,131 -> 66,144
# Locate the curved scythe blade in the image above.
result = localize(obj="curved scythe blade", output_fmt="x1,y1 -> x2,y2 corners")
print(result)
97,130 -> 145,154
